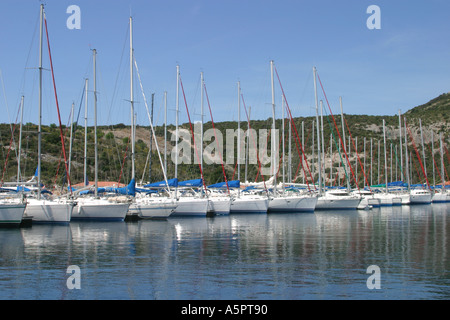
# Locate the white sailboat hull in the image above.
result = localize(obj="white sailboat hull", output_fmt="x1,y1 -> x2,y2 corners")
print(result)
432,192 -> 450,203
0,201 -> 26,226
208,197 -> 232,215
410,190 -> 432,204
268,195 -> 317,213
230,196 -> 269,214
374,193 -> 402,206
315,195 -> 361,210
73,198 -> 129,221
171,198 -> 209,217
128,198 -> 177,219
26,198 -> 74,223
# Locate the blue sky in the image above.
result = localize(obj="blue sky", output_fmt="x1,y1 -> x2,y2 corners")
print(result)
1,0 -> 450,127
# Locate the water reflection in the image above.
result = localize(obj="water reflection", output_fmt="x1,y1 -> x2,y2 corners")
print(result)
0,204 -> 448,299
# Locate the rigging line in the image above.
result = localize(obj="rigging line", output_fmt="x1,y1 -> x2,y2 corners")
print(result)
134,57 -> 171,192
274,67 -> 313,191
203,82 -> 230,194
179,76 -> 208,194
316,72 -> 358,190
44,14 -> 72,195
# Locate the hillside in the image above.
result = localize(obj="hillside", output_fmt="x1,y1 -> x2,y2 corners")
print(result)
0,93 -> 449,189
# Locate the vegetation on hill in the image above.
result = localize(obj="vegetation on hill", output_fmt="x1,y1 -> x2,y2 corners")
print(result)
0,93 -> 449,190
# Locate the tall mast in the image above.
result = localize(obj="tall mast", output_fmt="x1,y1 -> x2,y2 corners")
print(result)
130,16 -> 135,181
237,81 -> 241,196
431,130 -> 435,189
17,96 -> 24,185
37,4 -> 43,200
175,65 -> 180,196
164,91 -> 168,175
200,72 -> 204,173
93,49 -> 98,197
281,94 -> 285,191
313,67 -> 321,195
288,104 -> 292,184
398,110 -> 403,181
68,102 -> 75,177
383,119 -> 388,193
84,78 -> 88,186
245,106 -> 251,183
149,93 -> 154,182
440,133 -> 445,190
320,99 -> 325,189
270,60 -> 277,192
302,121 -> 304,185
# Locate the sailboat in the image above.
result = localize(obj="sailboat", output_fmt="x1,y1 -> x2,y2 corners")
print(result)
71,48 -> 130,221
200,72 -> 232,216
311,68 -> 360,210
123,17 -> 177,219
25,4 -> 75,223
371,120 -> 402,206
170,65 -> 209,217
0,190 -> 26,227
404,118 -> 432,205
267,61 -> 317,213
229,81 -> 269,214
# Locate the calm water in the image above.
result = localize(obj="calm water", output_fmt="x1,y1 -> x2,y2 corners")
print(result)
0,203 -> 448,300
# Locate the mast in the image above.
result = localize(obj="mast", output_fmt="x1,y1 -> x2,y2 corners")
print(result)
363,137 -> 366,189
237,80 -> 241,196
270,60 -> 277,193
68,102 -> 75,177
175,65 -> 180,197
398,110 -> 404,181
320,100 -> 325,190
130,16 -> 135,181
245,106 -> 251,183
93,49 -> 98,197
302,121 -> 304,185
313,67 -> 321,195
84,78 -> 88,186
164,91 -> 168,176
200,72 -> 204,174
17,96 -> 24,185
288,104 -> 292,184
431,130 -> 435,189
37,3 -> 43,200
149,93 -> 154,182
281,94 -> 285,191
440,132 -> 445,191
383,119 -> 388,193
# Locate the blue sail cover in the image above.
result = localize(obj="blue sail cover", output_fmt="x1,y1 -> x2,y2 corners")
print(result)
144,178 -> 178,188
208,180 -> 240,189
105,179 -> 136,196
387,181 -> 408,187
178,179 -> 203,187
79,179 -> 136,196
79,187 -> 106,195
